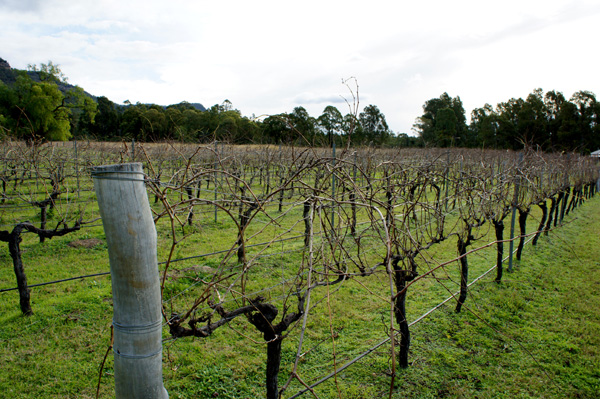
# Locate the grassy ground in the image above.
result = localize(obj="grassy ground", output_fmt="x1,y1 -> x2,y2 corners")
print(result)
0,191 -> 599,398
272,197 -> 600,399
387,197 -> 600,399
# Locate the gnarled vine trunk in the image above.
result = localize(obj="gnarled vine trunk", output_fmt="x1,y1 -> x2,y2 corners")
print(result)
544,196 -> 557,235
493,220 -> 504,283
516,207 -> 529,261
455,233 -> 472,313
0,221 -> 80,315
532,201 -> 547,246
248,299 -> 303,399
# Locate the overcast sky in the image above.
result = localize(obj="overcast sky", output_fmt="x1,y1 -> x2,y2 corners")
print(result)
1,0 -> 599,135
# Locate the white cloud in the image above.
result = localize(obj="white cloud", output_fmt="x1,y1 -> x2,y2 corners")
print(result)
1,0 -> 599,134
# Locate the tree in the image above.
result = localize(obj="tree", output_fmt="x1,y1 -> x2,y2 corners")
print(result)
164,107 -> 184,140
11,74 -> 71,141
68,86 -> 98,138
556,101 -> 580,150
544,90 -> 566,149
470,104 -> 498,148
317,105 -> 343,146
28,61 -> 67,83
0,81 -> 18,134
496,97 -> 525,149
261,114 -> 292,144
414,93 -> 468,147
27,61 -> 97,140
342,112 -> 361,143
359,104 -> 391,145
519,89 -> 549,149
179,108 -> 215,142
92,96 -> 120,140
120,103 -> 146,140
288,106 -> 318,144
570,90 -> 597,152
0,62 -> 97,141
435,107 -> 458,147
141,107 -> 168,141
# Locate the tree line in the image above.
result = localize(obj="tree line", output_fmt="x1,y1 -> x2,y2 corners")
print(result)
1,59 -> 598,152
414,90 -> 600,153
71,98 -> 407,147
0,61 -> 403,146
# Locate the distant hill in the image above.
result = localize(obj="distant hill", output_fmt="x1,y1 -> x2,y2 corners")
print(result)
0,57 -> 98,101
187,103 -> 206,111
0,57 -> 206,111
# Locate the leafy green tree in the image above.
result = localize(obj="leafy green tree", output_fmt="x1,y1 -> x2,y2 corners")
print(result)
496,97 -> 525,150
92,96 -> 121,140
141,107 -> 168,141
0,81 -> 18,131
519,89 -> 549,149
165,107 -> 185,140
414,93 -> 468,147
389,133 -> 423,147
555,100 -> 579,150
261,114 -> 293,144
412,115 -> 433,144
342,113 -> 361,143
470,104 -> 498,148
235,115 -> 261,144
120,103 -> 146,140
317,105 -> 343,146
180,108 -> 207,141
28,61 -> 67,83
10,74 -> 71,141
570,90 -> 597,152
592,101 -> 600,151
288,106 -> 318,144
167,101 -> 198,112
359,104 -> 391,145
0,62 -> 97,141
27,61 -> 97,139
68,86 -> 98,138
218,110 -> 243,141
191,100 -> 259,143
544,90 -> 566,149
435,107 -> 458,147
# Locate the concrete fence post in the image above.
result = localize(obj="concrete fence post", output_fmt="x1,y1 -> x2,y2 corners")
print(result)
92,163 -> 168,399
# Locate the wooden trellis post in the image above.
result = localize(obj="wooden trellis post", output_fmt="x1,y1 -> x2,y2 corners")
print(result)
92,163 -> 168,399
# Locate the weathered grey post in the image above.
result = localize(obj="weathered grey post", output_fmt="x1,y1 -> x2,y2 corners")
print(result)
92,163 -> 168,399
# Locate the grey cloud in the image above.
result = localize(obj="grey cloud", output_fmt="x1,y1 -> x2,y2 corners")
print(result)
293,93 -> 346,105
0,0 -> 43,12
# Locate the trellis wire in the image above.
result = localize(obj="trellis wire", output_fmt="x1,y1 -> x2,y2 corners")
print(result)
288,234 -> 537,399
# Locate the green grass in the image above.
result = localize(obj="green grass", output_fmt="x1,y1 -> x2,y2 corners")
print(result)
384,197 -> 600,399
0,169 -> 599,398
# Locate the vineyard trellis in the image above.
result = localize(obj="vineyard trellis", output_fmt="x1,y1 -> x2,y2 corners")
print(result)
0,139 -> 598,398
